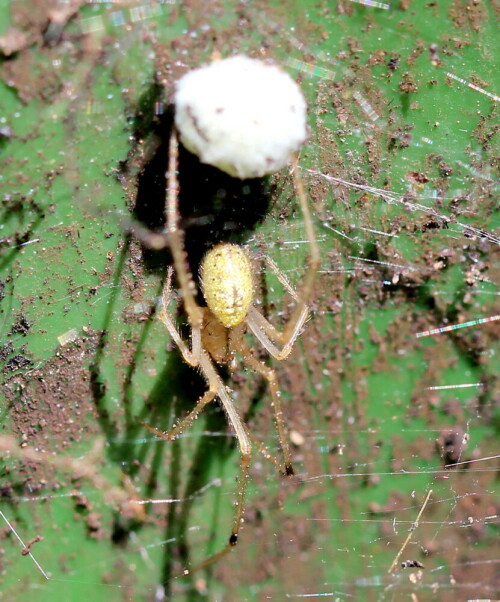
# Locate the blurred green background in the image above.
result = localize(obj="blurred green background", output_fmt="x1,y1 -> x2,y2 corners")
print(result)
1,1 -> 498,600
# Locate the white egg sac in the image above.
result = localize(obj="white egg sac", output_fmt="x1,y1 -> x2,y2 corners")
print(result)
174,55 -> 307,179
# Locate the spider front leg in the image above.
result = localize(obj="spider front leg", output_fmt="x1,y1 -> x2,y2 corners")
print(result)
144,273 -> 255,573
177,351 -> 253,574
141,382 -> 251,574
231,332 -> 294,475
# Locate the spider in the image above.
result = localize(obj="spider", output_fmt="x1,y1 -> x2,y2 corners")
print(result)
137,129 -> 319,573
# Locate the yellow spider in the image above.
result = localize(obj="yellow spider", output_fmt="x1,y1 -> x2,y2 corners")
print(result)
139,130 -> 319,573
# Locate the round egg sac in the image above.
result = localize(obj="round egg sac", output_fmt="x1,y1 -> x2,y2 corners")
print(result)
174,55 -> 307,179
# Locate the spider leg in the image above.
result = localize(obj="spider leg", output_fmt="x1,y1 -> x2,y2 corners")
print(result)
264,255 -> 300,302
139,277 -> 210,440
179,350 -> 252,575
140,343 -> 253,574
123,131 -> 203,331
139,388 -> 216,442
183,448 -> 251,575
247,305 -> 308,360
230,333 -> 294,475
157,266 -> 202,366
137,266 -> 211,436
284,158 -> 320,340
245,428 -> 287,473
246,161 -> 318,360
165,130 -> 204,330
122,129 -> 203,328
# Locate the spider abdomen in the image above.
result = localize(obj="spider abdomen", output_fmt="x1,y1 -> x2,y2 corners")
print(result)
200,243 -> 253,328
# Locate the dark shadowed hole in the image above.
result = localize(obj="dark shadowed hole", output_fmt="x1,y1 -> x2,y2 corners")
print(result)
132,104 -> 273,280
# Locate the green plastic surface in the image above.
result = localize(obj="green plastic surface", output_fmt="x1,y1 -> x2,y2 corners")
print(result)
1,1 -> 498,601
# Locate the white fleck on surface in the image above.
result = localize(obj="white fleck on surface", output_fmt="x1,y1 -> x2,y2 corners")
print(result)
174,55 -> 307,179
57,328 -> 79,346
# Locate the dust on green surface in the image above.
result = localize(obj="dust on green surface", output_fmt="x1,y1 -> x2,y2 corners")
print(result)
1,1 -> 498,601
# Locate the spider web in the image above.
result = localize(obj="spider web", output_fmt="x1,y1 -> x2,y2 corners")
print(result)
0,1 -> 498,601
